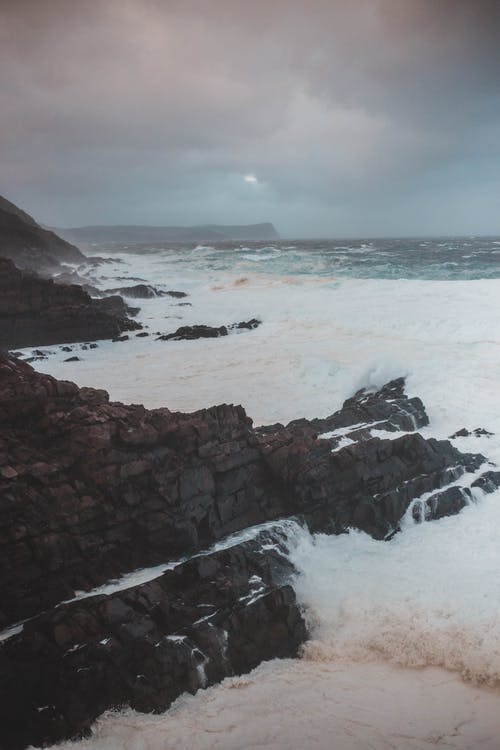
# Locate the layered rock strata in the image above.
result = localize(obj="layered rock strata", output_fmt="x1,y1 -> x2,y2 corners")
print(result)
0,356 -> 496,749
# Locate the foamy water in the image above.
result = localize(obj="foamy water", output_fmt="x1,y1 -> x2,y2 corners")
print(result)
29,240 -> 500,748
53,661 -> 500,750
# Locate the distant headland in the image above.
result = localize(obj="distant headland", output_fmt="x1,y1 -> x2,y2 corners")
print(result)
55,222 -> 279,245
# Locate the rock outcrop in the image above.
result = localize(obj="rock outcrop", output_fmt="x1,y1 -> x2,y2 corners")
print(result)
0,195 -> 84,273
0,258 -> 141,348
0,356 -> 497,749
104,284 -> 187,299
157,320 -> 261,341
0,528 -> 305,750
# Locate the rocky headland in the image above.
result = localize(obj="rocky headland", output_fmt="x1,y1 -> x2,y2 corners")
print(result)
0,257 -> 141,349
0,195 -> 84,275
0,355 -> 497,749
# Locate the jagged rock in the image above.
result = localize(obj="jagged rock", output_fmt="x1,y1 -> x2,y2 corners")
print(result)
0,360 -> 487,628
0,357 -> 496,750
157,320 -> 261,341
450,427 -> 494,438
0,355 -> 282,626
0,257 -> 141,348
93,295 -> 140,319
64,356 -> 80,362
471,470 -> 500,493
157,324 -> 228,340
0,529 -> 305,750
412,486 -> 471,523
260,378 -> 428,440
104,284 -> 187,299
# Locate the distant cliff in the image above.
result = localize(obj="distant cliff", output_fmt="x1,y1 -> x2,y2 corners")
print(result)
55,222 -> 280,245
0,196 -> 84,272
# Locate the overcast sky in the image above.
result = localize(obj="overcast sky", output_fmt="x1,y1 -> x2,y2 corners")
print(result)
1,0 -> 500,237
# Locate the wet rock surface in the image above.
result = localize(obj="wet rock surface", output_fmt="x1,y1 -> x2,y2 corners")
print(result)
104,284 -> 188,299
0,358 -> 498,749
157,319 -> 261,341
0,257 -> 141,348
0,530 -> 304,750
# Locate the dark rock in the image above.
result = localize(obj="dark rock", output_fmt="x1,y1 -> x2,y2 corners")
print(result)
232,318 -> 261,331
93,295 -> 140,320
450,427 -> 494,438
0,356 -> 494,749
64,356 -> 81,362
165,290 -> 188,298
0,257 -> 141,349
0,530 -> 305,750
157,325 -> 228,341
136,332 -> 150,337
0,195 -> 84,274
104,284 -> 188,299
281,377 -> 428,438
0,359 -> 487,628
157,320 -> 261,341
412,486 -> 471,523
52,269 -> 100,296
471,470 -> 500,494
112,335 -> 129,342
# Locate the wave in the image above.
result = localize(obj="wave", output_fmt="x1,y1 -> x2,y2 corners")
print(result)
289,488 -> 500,684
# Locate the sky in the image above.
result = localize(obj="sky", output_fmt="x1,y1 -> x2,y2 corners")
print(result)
1,0 -> 500,237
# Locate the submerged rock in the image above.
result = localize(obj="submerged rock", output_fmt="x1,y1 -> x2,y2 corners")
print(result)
104,284 -> 188,299
157,319 -> 261,341
450,427 -> 494,438
157,324 -> 228,340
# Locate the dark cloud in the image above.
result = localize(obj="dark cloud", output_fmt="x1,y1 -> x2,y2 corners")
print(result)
1,0 -> 499,235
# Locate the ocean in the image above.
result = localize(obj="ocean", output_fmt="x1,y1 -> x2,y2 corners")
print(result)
28,237 -> 500,749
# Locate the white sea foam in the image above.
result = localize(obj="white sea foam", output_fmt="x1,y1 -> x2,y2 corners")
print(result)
53,661 -> 500,750
290,489 -> 500,685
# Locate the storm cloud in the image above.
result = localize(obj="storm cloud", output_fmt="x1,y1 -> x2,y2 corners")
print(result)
1,0 -> 500,236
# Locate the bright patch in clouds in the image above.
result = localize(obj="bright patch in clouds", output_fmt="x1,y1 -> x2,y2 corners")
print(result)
244,174 -> 258,183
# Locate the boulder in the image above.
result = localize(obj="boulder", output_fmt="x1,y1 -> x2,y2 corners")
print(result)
157,320 -> 261,341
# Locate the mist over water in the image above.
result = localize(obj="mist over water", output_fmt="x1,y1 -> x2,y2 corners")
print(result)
34,238 -> 500,749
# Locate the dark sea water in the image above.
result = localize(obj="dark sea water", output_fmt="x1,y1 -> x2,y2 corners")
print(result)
97,236 -> 500,280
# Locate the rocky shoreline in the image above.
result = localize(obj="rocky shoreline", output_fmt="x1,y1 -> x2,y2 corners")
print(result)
1,195 -> 499,749
0,354 -> 497,749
